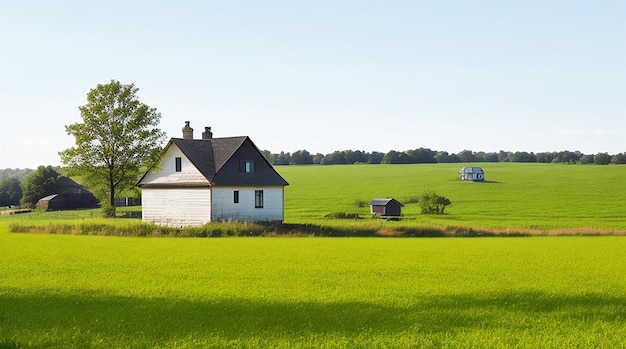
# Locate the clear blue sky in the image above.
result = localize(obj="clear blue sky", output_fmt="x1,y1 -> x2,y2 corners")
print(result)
1,1 -> 624,169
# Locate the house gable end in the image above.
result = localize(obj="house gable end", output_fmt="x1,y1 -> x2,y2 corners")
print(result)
138,143 -> 210,188
210,137 -> 247,173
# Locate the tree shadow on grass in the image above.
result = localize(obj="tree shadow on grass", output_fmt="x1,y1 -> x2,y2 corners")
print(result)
1,290 -> 625,347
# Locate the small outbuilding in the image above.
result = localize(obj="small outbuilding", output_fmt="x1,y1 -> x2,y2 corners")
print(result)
459,167 -> 485,182
369,198 -> 404,217
35,176 -> 99,210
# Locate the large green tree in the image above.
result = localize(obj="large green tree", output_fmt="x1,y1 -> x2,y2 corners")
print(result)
20,166 -> 60,207
59,80 -> 166,217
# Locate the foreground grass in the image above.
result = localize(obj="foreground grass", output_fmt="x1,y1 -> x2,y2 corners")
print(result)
1,226 -> 625,348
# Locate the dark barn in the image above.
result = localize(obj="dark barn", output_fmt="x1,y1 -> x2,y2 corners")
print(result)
370,198 -> 404,217
36,176 -> 99,210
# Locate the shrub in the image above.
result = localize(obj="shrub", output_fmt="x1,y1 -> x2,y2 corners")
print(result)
419,192 -> 451,214
8,223 -> 34,233
354,199 -> 369,208
102,204 -> 116,218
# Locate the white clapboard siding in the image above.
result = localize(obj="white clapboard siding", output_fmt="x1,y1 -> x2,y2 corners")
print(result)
211,186 -> 284,222
140,145 -> 210,186
142,188 -> 211,227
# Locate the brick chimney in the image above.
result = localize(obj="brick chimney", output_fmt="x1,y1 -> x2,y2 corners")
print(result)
182,121 -> 193,139
202,127 -> 213,140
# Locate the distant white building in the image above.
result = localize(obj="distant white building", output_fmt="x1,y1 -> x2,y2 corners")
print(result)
459,167 -> 485,182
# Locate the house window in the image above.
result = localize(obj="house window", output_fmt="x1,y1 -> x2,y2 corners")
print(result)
175,157 -> 182,172
233,190 -> 239,204
240,160 -> 255,173
255,190 -> 264,208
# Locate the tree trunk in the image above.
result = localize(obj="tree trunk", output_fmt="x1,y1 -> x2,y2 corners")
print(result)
105,171 -> 116,217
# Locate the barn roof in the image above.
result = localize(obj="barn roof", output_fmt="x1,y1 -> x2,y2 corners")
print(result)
369,198 -> 404,207
55,176 -> 92,194
38,194 -> 59,202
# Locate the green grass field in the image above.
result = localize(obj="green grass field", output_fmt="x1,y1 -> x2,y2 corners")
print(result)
6,163 -> 626,234
2,163 -> 626,347
280,163 -> 626,231
2,228 -> 625,348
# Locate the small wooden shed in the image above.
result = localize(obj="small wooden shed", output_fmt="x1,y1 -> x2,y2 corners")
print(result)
459,167 -> 485,181
370,198 -> 404,217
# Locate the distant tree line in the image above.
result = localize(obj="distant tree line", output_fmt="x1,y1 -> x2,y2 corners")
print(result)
0,166 -> 61,207
0,168 -> 33,207
2,148 -> 624,207
262,149 -> 626,166
0,168 -> 34,181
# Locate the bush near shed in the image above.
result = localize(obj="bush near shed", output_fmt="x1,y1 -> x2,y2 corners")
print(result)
419,192 -> 451,214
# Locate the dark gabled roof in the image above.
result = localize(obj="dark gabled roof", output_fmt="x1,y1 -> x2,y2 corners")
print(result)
170,137 -> 217,181
369,198 -> 404,207
55,176 -> 92,194
140,136 -> 288,186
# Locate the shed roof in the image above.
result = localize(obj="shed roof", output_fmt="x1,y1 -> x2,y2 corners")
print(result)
459,167 -> 484,174
369,198 -> 404,207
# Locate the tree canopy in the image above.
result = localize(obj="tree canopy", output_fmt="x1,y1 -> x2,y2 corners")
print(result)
0,176 -> 22,206
20,165 -> 60,207
59,80 -> 166,217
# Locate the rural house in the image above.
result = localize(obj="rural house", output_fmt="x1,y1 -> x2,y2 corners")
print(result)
370,198 -> 404,217
36,176 -> 99,210
137,122 -> 289,227
459,167 -> 485,181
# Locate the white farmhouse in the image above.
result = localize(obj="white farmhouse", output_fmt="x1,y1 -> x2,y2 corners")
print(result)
137,122 -> 289,227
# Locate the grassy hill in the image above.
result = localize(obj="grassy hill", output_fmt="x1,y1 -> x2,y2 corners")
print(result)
278,163 -> 626,231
